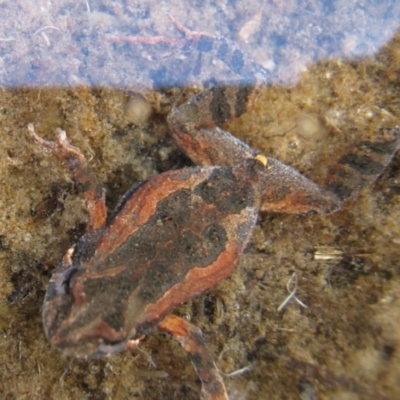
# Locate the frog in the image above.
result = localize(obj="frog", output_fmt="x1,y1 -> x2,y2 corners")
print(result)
29,20 -> 400,400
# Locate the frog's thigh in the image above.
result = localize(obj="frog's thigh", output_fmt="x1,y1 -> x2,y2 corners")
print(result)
158,314 -> 228,400
167,85 -> 256,167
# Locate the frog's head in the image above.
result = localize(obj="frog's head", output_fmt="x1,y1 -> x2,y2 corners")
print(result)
42,245 -> 139,359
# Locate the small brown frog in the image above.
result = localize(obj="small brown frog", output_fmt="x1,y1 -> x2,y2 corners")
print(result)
29,21 -> 400,400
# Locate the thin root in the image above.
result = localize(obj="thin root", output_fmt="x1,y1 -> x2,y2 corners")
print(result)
277,273 -> 308,312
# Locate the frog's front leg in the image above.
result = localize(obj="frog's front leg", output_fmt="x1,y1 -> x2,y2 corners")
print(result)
28,124 -> 106,231
158,314 -> 228,400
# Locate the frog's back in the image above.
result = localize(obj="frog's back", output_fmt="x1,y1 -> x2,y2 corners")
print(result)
43,160 -> 265,359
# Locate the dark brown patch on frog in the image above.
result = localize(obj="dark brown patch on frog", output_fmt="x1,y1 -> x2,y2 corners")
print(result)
83,271 -> 138,331
194,167 -> 255,214
325,180 -> 352,202
135,212 -> 228,303
336,153 -> 384,175
360,138 -> 400,155
325,127 -> 400,201
326,155 -> 385,202
154,189 -> 193,227
235,85 -> 254,118
93,169 -> 210,260
103,230 -> 157,269
98,190 -> 193,272
72,229 -> 105,264
209,86 -> 231,125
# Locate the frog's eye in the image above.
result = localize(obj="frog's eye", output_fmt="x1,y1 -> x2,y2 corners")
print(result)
47,263 -> 77,299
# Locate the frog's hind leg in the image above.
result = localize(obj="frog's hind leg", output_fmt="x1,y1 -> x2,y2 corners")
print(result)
158,314 -> 229,400
257,125 -> 400,216
325,126 -> 400,202
259,126 -> 400,215
28,124 -> 106,232
167,83 -> 261,167
259,156 -> 342,215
